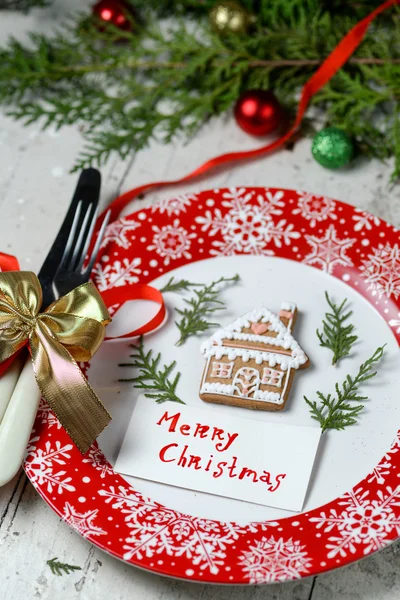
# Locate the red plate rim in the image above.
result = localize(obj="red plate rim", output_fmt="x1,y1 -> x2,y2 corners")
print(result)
24,187 -> 400,584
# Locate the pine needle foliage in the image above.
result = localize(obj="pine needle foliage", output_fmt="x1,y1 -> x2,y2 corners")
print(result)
119,336 -> 185,404
0,0 -> 49,10
160,277 -> 201,293
0,1 -> 399,176
304,345 -> 385,432
47,557 -> 81,576
317,292 -> 358,365
175,274 -> 239,345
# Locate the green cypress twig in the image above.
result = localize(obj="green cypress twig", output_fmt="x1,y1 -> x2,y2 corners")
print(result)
175,274 -> 240,346
47,557 -> 81,577
304,345 -> 385,432
119,336 -> 184,404
317,292 -> 358,365
159,277 -> 202,293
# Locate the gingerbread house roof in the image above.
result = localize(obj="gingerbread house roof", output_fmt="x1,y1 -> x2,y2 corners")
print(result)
200,303 -> 308,371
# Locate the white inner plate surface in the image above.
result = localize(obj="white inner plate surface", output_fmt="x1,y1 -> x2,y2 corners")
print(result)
89,256 -> 400,524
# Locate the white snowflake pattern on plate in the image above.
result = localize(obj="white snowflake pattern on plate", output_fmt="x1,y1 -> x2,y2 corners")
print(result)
303,225 -> 355,273
360,243 -> 400,299
25,439 -> 75,494
238,536 -> 312,583
293,192 -> 337,228
352,209 -> 381,232
82,446 -> 113,479
92,257 -> 142,291
98,486 -> 245,575
63,502 -> 107,538
310,485 -> 400,558
152,193 -> 197,217
100,218 -> 140,250
196,187 -> 299,256
147,219 -> 196,266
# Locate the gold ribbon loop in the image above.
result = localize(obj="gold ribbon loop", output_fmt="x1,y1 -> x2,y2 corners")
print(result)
0,271 -> 112,454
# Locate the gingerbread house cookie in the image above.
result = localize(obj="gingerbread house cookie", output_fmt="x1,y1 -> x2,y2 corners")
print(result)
199,302 -> 309,411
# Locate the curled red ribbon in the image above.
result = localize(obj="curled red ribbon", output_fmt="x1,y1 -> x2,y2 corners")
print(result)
101,0 -> 398,223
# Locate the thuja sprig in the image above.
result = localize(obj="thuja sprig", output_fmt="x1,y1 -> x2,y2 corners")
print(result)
305,345 -> 385,433
47,557 -> 81,577
119,336 -> 184,404
175,274 -> 240,346
317,292 -> 358,365
160,277 -> 201,294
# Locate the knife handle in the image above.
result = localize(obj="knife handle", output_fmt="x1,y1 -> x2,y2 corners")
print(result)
0,358 -> 41,486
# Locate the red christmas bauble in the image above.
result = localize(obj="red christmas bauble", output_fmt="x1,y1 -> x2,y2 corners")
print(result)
92,0 -> 132,31
234,90 -> 283,136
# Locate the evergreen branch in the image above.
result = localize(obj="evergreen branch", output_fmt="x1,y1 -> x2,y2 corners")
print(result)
317,292 -> 358,365
159,276 -> 202,293
47,557 -> 81,577
175,274 -> 240,346
0,4 -> 398,174
119,336 -> 184,404
304,345 -> 385,432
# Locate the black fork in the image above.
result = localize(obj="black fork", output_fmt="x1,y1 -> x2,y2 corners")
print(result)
53,205 -> 111,299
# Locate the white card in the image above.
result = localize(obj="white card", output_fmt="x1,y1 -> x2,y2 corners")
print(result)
115,397 -> 321,512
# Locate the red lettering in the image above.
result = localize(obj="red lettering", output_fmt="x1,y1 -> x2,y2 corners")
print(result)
211,427 -> 224,442
227,456 -> 238,478
180,424 -> 191,436
157,411 -> 181,432
212,461 -> 227,478
268,473 -> 286,492
205,455 -> 214,471
159,443 -> 178,463
177,444 -> 189,467
187,455 -> 202,470
260,471 -> 271,485
215,431 -> 239,452
238,467 -> 259,483
194,423 -> 210,438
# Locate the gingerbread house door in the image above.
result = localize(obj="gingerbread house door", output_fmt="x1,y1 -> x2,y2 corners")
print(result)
232,367 -> 260,399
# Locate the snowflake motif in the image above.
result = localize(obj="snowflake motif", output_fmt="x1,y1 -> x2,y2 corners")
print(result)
92,257 -> 142,291
360,243 -> 400,300
25,440 -> 75,494
292,192 -> 337,228
100,218 -> 140,250
303,225 -> 355,273
238,536 -> 312,583
153,193 -> 197,217
195,187 -> 299,257
352,209 -> 381,232
147,219 -> 196,266
37,399 -> 61,430
82,447 -> 113,479
367,462 -> 392,485
98,486 -> 244,574
389,317 -> 400,334
310,486 -> 400,558
63,502 -> 107,538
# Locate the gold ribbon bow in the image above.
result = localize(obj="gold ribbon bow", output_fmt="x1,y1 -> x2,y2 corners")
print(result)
0,271 -> 112,454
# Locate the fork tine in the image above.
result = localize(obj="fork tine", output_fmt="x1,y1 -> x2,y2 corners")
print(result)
69,202 -> 97,271
83,210 -> 111,277
56,201 -> 82,273
74,201 -> 100,272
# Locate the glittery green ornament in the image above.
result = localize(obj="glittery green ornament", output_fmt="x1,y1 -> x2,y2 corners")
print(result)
311,127 -> 353,169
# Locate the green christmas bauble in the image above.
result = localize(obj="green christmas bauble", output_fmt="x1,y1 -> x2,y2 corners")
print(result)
311,127 -> 353,169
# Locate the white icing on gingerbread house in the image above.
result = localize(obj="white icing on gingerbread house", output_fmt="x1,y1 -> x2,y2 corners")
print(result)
200,302 -> 309,409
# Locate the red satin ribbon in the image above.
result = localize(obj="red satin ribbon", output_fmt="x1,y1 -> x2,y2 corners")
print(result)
0,252 -> 20,272
101,0 -> 398,223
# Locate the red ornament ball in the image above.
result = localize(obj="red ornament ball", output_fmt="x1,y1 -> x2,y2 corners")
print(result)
234,90 -> 284,136
92,0 -> 132,31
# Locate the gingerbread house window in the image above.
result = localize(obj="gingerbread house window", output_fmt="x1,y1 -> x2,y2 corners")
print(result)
262,367 -> 284,388
211,361 -> 234,378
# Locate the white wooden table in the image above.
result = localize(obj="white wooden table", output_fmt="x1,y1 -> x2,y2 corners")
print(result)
1,3 -> 400,598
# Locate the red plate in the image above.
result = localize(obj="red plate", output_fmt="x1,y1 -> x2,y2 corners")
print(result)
24,188 -> 400,584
